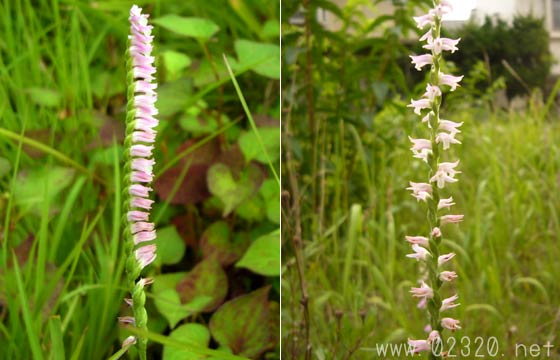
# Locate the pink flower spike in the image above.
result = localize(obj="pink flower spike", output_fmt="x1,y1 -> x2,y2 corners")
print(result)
441,317 -> 461,331
440,271 -> 458,282
431,227 -> 442,238
438,252 -> 456,266
129,184 -> 152,198
440,294 -> 460,312
135,244 -> 157,269
405,235 -> 429,246
410,54 -> 433,71
410,281 -> 434,299
438,197 -> 455,210
436,131 -> 461,150
408,98 -> 431,115
406,244 -> 430,261
441,214 -> 464,225
133,230 -> 157,245
439,72 -> 464,91
408,339 -> 430,353
128,210 -> 149,222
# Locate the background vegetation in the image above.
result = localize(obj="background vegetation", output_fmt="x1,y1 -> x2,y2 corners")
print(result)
281,0 -> 560,359
0,0 -> 279,359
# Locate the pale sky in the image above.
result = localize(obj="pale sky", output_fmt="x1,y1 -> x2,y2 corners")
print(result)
443,0 -> 478,21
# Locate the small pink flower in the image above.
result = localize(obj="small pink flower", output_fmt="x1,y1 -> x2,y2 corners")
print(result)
423,37 -> 460,55
408,98 -> 431,115
413,13 -> 434,29
441,317 -> 461,331
406,244 -> 430,261
430,161 -> 461,188
417,297 -> 427,309
130,221 -> 155,234
439,72 -> 464,91
436,131 -> 461,150
135,244 -> 157,269
407,182 -> 432,202
409,136 -> 432,162
132,131 -> 156,144
405,235 -> 429,246
419,29 -> 433,42
128,210 -> 149,222
131,197 -> 154,210
122,336 -> 137,347
130,144 -> 154,157
131,171 -> 153,183
424,324 -> 432,333
437,197 -> 455,210
438,119 -> 463,135
408,339 -> 430,353
438,252 -> 456,266
131,158 -> 155,173
440,294 -> 460,312
410,54 -> 433,71
129,184 -> 152,198
431,227 -> 442,237
440,271 -> 458,282
410,281 -> 434,299
423,84 -> 442,101
118,316 -> 136,325
428,330 -> 440,344
440,214 -> 464,225
133,230 -> 156,245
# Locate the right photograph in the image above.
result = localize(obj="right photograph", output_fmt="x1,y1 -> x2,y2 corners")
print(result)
281,0 -> 560,359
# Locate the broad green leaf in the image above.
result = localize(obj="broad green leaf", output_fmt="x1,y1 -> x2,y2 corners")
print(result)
235,195 -> 265,222
176,257 -> 228,313
258,179 -> 280,224
236,230 -> 280,276
158,79 -> 192,117
235,39 -> 280,79
26,88 -> 61,107
13,166 -> 75,215
153,15 -> 219,40
238,127 -> 280,164
209,287 -> 274,358
200,221 -> 250,266
179,115 -> 218,137
155,225 -> 186,265
162,50 -> 192,81
261,20 -> 280,39
207,163 -> 261,216
153,288 -> 190,329
163,323 -> 210,360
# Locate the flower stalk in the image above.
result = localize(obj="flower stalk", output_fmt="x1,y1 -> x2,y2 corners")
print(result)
120,5 -> 159,359
406,1 -> 463,358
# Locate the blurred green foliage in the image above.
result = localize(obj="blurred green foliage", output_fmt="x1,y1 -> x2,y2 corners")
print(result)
445,14 -> 553,99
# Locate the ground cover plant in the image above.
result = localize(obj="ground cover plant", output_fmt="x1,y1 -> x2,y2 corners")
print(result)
282,0 -> 560,359
0,1 -> 280,359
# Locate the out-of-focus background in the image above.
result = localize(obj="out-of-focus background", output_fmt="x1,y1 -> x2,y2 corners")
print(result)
0,1 -> 279,359
281,0 -> 560,358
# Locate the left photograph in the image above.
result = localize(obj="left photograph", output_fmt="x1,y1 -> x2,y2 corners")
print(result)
0,1 -> 280,359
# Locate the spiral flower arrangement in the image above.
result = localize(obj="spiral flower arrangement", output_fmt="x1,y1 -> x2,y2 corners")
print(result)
405,0 -> 463,357
119,4 -> 159,358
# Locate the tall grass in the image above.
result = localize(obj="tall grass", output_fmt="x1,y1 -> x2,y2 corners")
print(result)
282,102 -> 560,358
